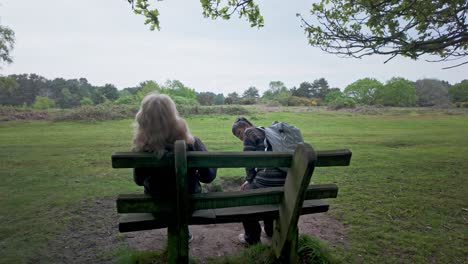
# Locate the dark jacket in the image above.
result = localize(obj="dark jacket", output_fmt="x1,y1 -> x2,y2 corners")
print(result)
133,137 -> 216,194
242,127 -> 287,188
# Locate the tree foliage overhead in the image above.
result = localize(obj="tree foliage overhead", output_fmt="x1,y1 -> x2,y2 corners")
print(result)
300,0 -> 468,68
127,0 -> 264,30
0,24 -> 15,65
127,0 -> 467,68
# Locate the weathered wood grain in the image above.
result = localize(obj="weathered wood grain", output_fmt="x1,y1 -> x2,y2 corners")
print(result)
272,143 -> 317,262
167,140 -> 189,264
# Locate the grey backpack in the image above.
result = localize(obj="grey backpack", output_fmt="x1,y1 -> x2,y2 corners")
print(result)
259,121 -> 304,171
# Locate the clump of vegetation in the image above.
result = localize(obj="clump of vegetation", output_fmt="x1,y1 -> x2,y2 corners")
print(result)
53,104 -> 138,121
32,96 -> 56,109
119,234 -> 338,264
0,105 -> 49,121
298,234 -> 340,264
454,101 -> 468,108
115,248 -> 198,264
2,74 -> 467,111
177,105 -> 249,116
327,97 -> 356,110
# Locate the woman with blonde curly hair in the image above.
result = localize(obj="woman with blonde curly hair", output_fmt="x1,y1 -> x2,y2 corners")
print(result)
132,92 -> 216,195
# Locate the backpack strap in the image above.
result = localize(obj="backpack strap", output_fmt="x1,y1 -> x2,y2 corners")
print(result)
256,126 -> 269,152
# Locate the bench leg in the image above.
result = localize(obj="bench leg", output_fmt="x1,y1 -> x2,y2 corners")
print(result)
167,224 -> 189,264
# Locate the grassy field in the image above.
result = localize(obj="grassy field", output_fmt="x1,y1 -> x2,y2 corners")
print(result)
1,108 -> 467,263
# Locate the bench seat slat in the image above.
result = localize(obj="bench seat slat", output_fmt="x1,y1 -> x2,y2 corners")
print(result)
119,200 -> 329,232
117,184 -> 338,213
112,149 -> 351,168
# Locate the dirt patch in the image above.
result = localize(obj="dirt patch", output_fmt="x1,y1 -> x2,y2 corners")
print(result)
31,188 -> 347,263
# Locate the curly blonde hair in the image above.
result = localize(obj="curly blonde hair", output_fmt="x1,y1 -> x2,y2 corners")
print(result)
132,92 -> 194,157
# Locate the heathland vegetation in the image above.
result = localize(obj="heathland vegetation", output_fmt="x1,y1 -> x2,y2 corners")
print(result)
1,74 -> 468,122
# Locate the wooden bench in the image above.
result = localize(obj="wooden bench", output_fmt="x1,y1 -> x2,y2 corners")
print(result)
112,140 -> 351,263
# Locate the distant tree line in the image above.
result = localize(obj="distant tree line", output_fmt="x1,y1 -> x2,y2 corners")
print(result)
1,73 -> 467,109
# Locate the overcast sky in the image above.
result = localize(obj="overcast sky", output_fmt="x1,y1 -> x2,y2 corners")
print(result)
1,0 -> 466,94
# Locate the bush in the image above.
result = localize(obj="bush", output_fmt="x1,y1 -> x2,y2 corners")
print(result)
0,106 -> 49,121
454,101 -> 468,108
239,98 -> 257,105
327,97 -> 356,110
53,104 -> 138,121
266,100 -> 282,107
176,105 -> 249,116
172,95 -> 198,106
298,234 -> 340,264
287,96 -> 312,106
324,90 -> 345,104
114,96 -> 136,105
310,99 -> 319,106
32,96 -> 55,109
79,97 -> 94,106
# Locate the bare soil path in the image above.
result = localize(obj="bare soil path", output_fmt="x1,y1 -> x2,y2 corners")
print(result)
31,195 -> 347,263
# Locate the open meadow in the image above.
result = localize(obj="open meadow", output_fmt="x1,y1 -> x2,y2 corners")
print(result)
0,108 -> 467,263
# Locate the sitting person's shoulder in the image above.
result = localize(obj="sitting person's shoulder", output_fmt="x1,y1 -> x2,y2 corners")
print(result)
190,136 -> 207,151
244,127 -> 264,137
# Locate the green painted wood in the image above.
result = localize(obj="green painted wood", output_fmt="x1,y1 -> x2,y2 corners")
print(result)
119,200 -> 329,232
117,184 -> 338,213
272,143 -> 317,262
119,213 -> 168,232
111,149 -> 351,168
167,140 -> 189,264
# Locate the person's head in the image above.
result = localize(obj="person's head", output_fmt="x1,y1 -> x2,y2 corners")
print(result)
132,92 -> 194,156
232,117 -> 254,141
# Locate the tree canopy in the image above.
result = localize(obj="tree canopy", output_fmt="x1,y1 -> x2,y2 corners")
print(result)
127,0 -> 468,68
448,79 -> 468,102
0,24 -> 15,66
344,78 -> 384,105
301,0 -> 468,68
375,77 -> 417,106
414,79 -> 450,106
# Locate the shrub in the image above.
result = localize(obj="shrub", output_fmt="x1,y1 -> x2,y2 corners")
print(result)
114,96 -> 136,105
176,105 -> 249,116
239,98 -> 257,105
266,100 -> 282,107
298,234 -> 340,264
310,99 -> 319,106
287,96 -> 312,106
327,97 -> 356,110
0,106 -> 49,121
80,97 -> 94,106
172,96 -> 198,106
454,101 -> 468,108
324,90 -> 345,104
53,104 -> 138,121
32,96 -> 55,109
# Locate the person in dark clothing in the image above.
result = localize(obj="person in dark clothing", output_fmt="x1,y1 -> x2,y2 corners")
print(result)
232,117 -> 287,245
132,92 -> 216,242
133,136 -> 216,195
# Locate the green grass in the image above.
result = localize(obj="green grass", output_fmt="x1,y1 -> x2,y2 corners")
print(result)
1,109 -> 467,263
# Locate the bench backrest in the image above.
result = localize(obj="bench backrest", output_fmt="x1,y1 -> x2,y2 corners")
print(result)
112,141 -> 351,263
